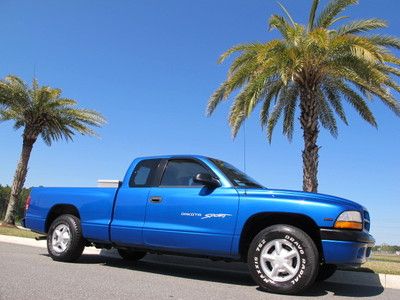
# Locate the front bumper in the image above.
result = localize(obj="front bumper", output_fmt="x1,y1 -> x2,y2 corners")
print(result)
320,228 -> 375,266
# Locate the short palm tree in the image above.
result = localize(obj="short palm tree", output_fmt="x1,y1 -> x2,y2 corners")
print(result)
0,76 -> 106,225
207,0 -> 400,192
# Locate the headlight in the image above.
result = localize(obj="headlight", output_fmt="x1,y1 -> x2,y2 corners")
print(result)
334,211 -> 363,230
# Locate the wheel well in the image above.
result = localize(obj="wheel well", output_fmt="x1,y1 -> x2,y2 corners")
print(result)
239,212 -> 323,261
45,204 -> 80,233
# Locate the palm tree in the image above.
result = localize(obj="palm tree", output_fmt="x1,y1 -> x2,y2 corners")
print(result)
207,0 -> 400,192
0,76 -> 106,225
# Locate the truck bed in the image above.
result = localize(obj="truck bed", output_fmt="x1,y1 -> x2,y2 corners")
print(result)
26,187 -> 118,242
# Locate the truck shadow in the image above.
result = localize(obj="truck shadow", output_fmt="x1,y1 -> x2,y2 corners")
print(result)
69,253 -> 384,297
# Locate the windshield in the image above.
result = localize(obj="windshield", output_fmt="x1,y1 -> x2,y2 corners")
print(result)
210,158 -> 264,189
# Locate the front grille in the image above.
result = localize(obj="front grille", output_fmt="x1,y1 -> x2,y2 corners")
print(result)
364,210 -> 370,231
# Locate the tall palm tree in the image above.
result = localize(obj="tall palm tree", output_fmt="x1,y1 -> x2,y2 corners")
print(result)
207,0 -> 400,192
0,76 -> 106,225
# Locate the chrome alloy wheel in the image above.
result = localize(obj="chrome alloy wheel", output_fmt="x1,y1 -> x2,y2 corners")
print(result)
260,239 -> 301,282
51,224 -> 71,253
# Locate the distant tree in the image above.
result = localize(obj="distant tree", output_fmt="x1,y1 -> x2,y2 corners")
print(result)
0,185 -> 11,220
0,185 -> 30,221
207,0 -> 400,192
0,76 -> 106,225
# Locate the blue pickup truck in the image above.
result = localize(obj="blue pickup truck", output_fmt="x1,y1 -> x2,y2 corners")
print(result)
23,155 -> 374,294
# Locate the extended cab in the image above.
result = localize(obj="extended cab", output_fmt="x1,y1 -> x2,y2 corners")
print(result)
23,155 -> 374,294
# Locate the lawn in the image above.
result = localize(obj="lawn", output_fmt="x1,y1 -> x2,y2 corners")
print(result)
370,254 -> 400,263
346,261 -> 400,275
340,254 -> 400,275
0,224 -> 38,239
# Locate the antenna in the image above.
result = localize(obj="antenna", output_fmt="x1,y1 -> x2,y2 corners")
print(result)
243,118 -> 247,173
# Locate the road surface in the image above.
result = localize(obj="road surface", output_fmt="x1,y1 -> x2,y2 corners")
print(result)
0,242 -> 397,300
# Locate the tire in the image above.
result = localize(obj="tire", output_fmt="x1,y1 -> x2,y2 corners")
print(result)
47,214 -> 85,262
247,224 -> 319,295
117,249 -> 146,261
316,264 -> 337,281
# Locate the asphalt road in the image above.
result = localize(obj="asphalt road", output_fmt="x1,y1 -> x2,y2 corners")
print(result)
0,242 -> 398,300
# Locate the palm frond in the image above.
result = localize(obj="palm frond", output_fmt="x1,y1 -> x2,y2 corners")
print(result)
228,74 -> 273,137
267,96 -> 286,143
316,88 -> 338,137
277,2 -> 295,26
206,83 -> 228,116
218,43 -> 261,64
336,81 -> 377,126
368,35 -> 400,50
322,80 -> 348,125
317,0 -> 358,28
337,19 -> 387,35
330,15 -> 349,26
268,14 -> 292,39
260,80 -> 284,127
282,84 -> 299,141
308,0 -> 320,31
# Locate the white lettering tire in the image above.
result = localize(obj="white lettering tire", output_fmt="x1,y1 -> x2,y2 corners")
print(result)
247,224 -> 319,294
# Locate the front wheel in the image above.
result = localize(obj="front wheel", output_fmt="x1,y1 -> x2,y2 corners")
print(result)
247,225 -> 319,295
47,214 -> 85,262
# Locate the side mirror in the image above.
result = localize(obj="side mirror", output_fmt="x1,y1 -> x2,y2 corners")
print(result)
193,173 -> 221,188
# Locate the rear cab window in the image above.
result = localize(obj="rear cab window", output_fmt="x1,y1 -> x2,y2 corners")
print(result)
129,159 -> 160,187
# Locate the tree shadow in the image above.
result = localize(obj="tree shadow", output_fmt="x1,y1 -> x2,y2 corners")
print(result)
42,252 -> 385,297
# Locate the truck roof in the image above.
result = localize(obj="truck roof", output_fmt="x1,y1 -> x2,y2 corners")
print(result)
134,154 -> 211,160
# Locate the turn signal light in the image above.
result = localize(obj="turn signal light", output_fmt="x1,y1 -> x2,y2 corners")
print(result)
334,221 -> 363,230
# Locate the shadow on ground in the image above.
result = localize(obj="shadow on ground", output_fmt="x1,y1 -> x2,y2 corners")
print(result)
46,251 -> 385,297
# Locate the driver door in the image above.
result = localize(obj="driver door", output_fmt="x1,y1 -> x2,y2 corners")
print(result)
143,158 -> 239,256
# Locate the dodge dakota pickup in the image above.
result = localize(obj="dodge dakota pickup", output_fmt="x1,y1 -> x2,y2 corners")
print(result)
23,155 -> 374,294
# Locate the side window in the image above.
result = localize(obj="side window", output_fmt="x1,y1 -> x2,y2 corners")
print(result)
129,159 -> 160,187
160,160 -> 212,187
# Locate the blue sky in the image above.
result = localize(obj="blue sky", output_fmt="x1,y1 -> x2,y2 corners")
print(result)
0,0 -> 399,244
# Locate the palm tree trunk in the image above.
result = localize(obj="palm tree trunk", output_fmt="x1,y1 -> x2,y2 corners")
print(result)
300,87 -> 319,193
3,137 -> 36,225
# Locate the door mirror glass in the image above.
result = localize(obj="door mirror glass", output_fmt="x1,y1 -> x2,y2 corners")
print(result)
193,173 -> 221,188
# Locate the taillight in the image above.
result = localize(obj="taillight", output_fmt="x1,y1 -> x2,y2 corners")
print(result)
25,195 -> 31,211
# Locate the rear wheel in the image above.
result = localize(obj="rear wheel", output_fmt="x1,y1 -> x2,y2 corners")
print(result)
247,224 -> 319,295
316,264 -> 337,281
117,249 -> 146,261
47,214 -> 85,262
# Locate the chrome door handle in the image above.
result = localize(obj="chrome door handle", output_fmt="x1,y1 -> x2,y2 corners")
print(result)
150,196 -> 162,203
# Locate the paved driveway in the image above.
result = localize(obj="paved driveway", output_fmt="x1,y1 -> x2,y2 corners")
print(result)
0,242 -> 397,300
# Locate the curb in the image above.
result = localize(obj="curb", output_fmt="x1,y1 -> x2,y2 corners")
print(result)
1,234 -> 399,289
0,234 -> 101,255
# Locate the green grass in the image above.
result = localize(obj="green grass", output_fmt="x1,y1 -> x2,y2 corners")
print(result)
340,254 -> 400,275
351,261 -> 400,275
370,254 -> 400,263
0,225 -> 39,239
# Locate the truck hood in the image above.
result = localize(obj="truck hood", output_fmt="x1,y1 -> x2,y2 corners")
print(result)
244,188 -> 364,210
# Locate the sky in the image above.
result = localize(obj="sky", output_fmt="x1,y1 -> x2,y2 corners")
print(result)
0,0 -> 399,244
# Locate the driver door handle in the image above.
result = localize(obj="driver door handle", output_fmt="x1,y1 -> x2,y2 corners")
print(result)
149,196 -> 162,203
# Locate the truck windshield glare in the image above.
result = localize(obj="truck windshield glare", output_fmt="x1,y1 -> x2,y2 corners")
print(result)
209,158 -> 264,189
